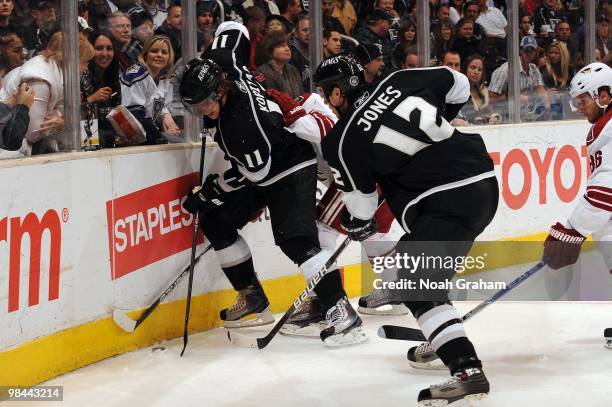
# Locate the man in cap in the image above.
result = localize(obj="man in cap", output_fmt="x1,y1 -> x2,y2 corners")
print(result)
352,8 -> 394,68
352,43 -> 385,83
24,0 -> 58,55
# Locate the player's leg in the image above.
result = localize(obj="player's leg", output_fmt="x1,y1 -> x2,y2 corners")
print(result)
199,188 -> 273,328
265,165 -> 367,346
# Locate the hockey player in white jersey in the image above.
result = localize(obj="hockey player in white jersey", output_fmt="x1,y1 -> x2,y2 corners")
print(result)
540,62 -> 612,349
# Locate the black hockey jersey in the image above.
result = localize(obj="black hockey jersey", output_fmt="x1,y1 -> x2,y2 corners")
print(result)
321,67 -> 495,221
203,22 -> 316,189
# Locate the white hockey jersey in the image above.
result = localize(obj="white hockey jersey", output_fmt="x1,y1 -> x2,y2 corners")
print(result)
120,63 -> 172,122
568,108 -> 612,239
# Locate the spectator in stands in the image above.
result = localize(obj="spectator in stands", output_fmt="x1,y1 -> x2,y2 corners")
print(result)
461,53 -> 501,124
463,1 -> 484,39
243,0 -> 279,17
450,18 -> 481,63
533,0 -> 563,40
392,19 -> 417,68
155,3 -> 181,62
375,0 -> 400,43
596,13 -> 611,57
322,0 -> 346,34
78,0 -> 89,26
519,13 -> 535,41
0,0 -> 17,36
441,49 -> 461,72
353,8 -> 394,68
137,0 -> 166,28
322,27 -> 342,58
489,35 -> 551,121
24,0 -> 60,56
88,0 -> 134,31
289,14 -> 310,90
540,40 -> 573,119
244,6 -> 266,70
123,9 -> 154,67
81,32 -> 122,148
0,31 -> 24,71
265,14 -> 287,33
196,1 -> 218,33
554,21 -> 575,58
596,46 -> 604,62
108,12 -> 137,71
331,0 -> 357,35
353,43 -> 385,83
449,0 -> 465,25
0,83 -> 34,159
1,32 -> 94,154
120,35 -> 178,145
276,0 -> 301,33
431,21 -> 453,65
431,3 -> 451,34
475,0 -> 506,38
256,30 -> 303,97
402,49 -> 421,69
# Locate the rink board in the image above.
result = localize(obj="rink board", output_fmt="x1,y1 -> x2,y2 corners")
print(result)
0,120 -> 597,386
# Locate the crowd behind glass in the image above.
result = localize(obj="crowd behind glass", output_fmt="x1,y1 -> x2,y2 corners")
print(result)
0,0 -> 609,158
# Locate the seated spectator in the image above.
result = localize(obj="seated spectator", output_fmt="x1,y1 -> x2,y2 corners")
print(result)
127,8 -> 155,62
353,43 -> 385,83
256,30 -> 303,98
519,13 -> 535,41
375,0 -> 400,43
155,3 -> 181,62
244,6 -> 266,70
137,0 -> 166,28
540,40 -> 574,119
322,0 -> 345,35
554,21 -> 576,59
402,48 -> 421,69
242,0 -> 279,18
1,32 -> 95,155
533,0 -> 563,40
0,83 -> 34,159
331,0 -> 357,35
107,11 -> 138,71
120,35 -> 178,145
288,14 -> 310,90
196,1 -> 218,33
449,0 -> 465,25
81,32 -> 122,148
450,18 -> 482,63
24,0 -> 60,57
277,0 -> 301,33
475,0 -> 506,39
431,3 -> 451,34
88,0 -> 135,31
441,50 -> 461,72
596,13 -> 611,57
353,8 -> 394,68
0,0 -> 17,36
0,31 -> 24,71
461,54 -> 501,125
265,14 -> 287,33
391,19 -> 416,69
463,1 -> 485,39
431,21 -> 453,64
322,27 -> 342,58
489,35 -> 551,122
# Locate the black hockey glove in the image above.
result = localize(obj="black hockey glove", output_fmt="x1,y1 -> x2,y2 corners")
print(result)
340,207 -> 377,242
542,222 -> 585,270
182,174 -> 225,214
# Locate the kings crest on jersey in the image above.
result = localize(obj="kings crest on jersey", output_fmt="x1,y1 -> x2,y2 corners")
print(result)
202,22 -> 316,189
321,67 -> 495,221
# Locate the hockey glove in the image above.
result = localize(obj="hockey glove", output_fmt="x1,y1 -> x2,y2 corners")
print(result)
266,89 -> 306,127
182,174 -> 225,214
543,222 -> 585,270
340,207 -> 377,242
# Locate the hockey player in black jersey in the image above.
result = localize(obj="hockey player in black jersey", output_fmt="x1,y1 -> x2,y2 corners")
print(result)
314,55 -> 499,404
178,23 -> 367,346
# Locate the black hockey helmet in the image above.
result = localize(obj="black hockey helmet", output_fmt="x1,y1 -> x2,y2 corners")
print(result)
180,57 -> 223,108
313,55 -> 367,102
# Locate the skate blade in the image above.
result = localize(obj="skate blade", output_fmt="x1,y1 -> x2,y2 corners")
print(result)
223,309 -> 275,329
408,358 -> 446,371
605,339 -> 612,349
280,322 -> 325,338
358,304 -> 409,316
323,326 -> 369,347
418,394 -> 487,407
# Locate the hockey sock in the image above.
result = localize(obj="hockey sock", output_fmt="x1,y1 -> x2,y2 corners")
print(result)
214,236 -> 258,290
298,249 -> 345,310
416,303 -> 480,373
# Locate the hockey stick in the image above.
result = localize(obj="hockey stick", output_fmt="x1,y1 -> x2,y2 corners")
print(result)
112,244 -> 212,333
378,260 -> 547,342
180,137 -> 207,357
227,236 -> 352,349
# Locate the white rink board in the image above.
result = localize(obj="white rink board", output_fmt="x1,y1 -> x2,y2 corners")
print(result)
0,120 -> 592,353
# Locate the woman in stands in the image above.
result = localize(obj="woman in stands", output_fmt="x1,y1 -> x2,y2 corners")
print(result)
540,40 -> 574,120
461,54 -> 501,125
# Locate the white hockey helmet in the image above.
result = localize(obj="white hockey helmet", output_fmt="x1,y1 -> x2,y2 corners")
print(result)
569,62 -> 612,111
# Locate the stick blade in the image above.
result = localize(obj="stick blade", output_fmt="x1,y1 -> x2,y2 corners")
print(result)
378,325 -> 427,342
226,329 -> 262,349
112,308 -> 137,333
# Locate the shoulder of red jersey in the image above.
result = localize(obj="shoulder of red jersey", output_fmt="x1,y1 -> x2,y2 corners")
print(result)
588,108 -> 612,146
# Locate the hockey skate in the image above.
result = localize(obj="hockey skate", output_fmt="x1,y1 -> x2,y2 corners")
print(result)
220,284 -> 274,329
357,288 -> 409,316
417,367 -> 490,406
320,297 -> 368,347
407,342 -> 446,370
605,328 -> 612,349
280,296 -> 326,337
